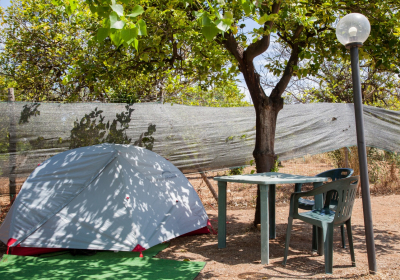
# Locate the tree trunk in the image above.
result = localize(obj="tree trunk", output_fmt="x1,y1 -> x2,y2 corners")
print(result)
252,102 -> 282,226
240,62 -> 284,226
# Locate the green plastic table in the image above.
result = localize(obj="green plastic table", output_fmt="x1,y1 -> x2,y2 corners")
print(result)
213,172 -> 328,264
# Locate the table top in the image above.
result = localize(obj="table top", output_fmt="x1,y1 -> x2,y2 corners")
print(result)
213,172 -> 328,185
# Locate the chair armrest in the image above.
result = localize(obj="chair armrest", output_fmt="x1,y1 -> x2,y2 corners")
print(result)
292,183 -> 331,200
289,184 -> 334,216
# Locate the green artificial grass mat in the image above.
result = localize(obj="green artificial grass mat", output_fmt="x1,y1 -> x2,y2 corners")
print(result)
38,243 -> 169,260
0,254 -> 205,280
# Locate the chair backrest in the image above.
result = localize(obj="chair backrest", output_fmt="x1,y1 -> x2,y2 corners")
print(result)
316,168 -> 354,182
322,176 -> 359,225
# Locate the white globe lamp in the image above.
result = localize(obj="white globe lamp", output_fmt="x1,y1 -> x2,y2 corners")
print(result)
336,13 -> 370,47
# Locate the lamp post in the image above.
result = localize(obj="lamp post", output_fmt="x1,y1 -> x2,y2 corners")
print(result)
336,13 -> 377,274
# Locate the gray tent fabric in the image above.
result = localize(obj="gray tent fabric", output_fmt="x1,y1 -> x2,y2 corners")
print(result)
0,144 -> 208,251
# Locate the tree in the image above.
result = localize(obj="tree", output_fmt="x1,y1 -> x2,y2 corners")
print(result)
0,0 -> 242,103
298,61 -> 400,109
54,0 -> 400,225
164,79 -> 249,107
258,40 -> 400,109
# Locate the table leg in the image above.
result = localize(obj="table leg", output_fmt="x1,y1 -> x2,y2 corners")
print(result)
313,181 -> 324,256
218,181 -> 227,249
269,184 -> 276,239
260,184 -> 269,265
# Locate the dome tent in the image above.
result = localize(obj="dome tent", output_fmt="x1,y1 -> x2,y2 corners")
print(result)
0,144 -> 209,255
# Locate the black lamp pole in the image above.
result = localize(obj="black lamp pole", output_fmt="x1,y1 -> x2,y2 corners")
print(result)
348,42 -> 377,274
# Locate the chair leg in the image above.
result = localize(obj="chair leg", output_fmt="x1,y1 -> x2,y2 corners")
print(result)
312,225 -> 318,252
324,223 -> 334,274
346,219 -> 356,267
283,217 -> 293,266
341,225 -> 346,248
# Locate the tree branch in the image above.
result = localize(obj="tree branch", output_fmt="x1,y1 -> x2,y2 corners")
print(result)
270,26 -> 304,100
244,2 -> 281,62
221,32 -> 244,70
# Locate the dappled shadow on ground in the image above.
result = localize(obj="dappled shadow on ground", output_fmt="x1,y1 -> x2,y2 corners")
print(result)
157,196 -> 400,279
2,192 -> 399,279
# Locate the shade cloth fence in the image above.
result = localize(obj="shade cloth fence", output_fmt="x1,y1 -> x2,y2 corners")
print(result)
1,102 -> 399,183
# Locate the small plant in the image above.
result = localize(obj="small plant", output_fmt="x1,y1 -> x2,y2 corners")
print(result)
271,156 -> 280,172
229,166 -> 245,175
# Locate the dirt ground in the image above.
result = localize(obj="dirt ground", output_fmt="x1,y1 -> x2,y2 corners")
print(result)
156,195 -> 400,279
1,163 -> 400,279
156,166 -> 400,279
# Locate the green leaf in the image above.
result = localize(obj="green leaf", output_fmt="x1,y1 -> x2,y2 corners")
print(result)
62,75 -> 69,85
110,11 -> 118,26
224,11 -> 233,20
97,6 -> 108,18
257,14 -> 268,25
201,25 -> 220,41
132,38 -> 138,50
97,28 -> 109,42
65,0 -> 77,16
216,19 -> 230,32
69,0 -> 77,13
111,20 -> 125,29
242,2 -> 252,15
258,14 -> 278,25
194,11 -> 203,19
110,3 -> 124,17
137,19 -> 147,36
307,16 -> 318,23
121,28 -> 138,45
110,12 -> 125,29
202,15 -> 213,26
110,31 -> 122,46
89,4 -> 97,14
127,5 -> 144,17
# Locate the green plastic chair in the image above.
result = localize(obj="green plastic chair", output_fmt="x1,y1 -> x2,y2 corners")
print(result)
283,176 -> 358,274
294,168 -> 354,249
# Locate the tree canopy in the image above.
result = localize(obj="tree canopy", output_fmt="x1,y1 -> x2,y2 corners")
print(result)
286,60 -> 400,109
0,0 -> 245,105
260,47 -> 400,109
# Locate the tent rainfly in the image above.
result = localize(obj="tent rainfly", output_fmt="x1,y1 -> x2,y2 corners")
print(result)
0,144 -> 209,255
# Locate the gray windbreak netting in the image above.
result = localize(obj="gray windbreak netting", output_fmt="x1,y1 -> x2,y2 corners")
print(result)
1,102 -> 400,184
